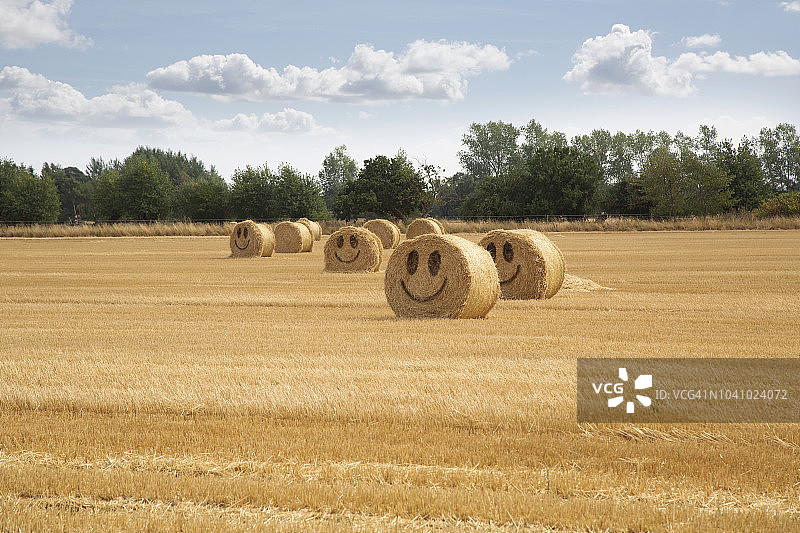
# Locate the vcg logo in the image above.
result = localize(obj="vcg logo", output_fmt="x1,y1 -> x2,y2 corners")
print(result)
592,367 -> 653,414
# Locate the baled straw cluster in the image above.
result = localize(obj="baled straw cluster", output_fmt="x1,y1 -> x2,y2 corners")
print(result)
297,218 -> 322,241
478,229 -> 564,299
229,220 -> 275,257
323,226 -> 383,273
385,234 -> 499,319
405,217 -> 445,239
274,221 -> 313,253
363,219 -> 400,249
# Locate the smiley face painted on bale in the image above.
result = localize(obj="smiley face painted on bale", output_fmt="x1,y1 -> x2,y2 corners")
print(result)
229,220 -> 274,257
400,249 -> 447,302
384,234 -> 499,319
484,240 -> 521,286
478,229 -> 565,300
234,225 -> 250,250
323,226 -> 382,272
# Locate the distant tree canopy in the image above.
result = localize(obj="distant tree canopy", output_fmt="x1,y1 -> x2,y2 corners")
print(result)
332,151 -> 428,221
0,159 -> 60,223
229,163 -> 327,221
89,147 -> 232,222
2,122 -> 799,223
92,155 -> 173,220
128,146 -> 221,187
41,163 -> 93,222
319,145 -> 358,209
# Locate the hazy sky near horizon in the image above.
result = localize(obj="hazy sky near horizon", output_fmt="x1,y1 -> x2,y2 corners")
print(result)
1,0 -> 799,178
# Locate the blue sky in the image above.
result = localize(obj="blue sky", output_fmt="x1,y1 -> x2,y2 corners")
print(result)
1,0 -> 798,178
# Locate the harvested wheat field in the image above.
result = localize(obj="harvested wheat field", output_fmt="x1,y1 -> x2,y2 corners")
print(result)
0,231 -> 799,532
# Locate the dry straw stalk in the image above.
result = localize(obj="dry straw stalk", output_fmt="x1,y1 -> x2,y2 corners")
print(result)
385,234 -> 499,319
274,221 -> 313,253
229,220 -> 275,257
297,218 -> 322,241
478,229 -> 565,299
405,218 -> 443,239
363,219 -> 401,249
427,217 -> 446,234
323,226 -> 383,272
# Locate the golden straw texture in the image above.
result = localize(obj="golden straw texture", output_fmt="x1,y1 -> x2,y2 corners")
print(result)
427,217 -> 446,234
406,218 -> 443,239
363,219 -> 401,249
478,229 -> 565,299
274,221 -> 313,253
297,218 -> 322,241
229,220 -> 275,257
323,226 -> 383,272
384,234 -> 499,319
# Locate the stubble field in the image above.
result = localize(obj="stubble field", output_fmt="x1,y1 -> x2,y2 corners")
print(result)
0,230 -> 798,532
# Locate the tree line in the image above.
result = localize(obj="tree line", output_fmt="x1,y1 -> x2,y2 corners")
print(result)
1,121 -> 799,224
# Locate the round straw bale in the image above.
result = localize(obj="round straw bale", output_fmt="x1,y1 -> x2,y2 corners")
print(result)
478,229 -> 565,299
297,217 -> 322,240
229,220 -> 275,257
405,218 -> 443,239
324,226 -> 383,272
426,217 -> 446,234
363,219 -> 400,249
385,234 -> 499,319
274,221 -> 313,253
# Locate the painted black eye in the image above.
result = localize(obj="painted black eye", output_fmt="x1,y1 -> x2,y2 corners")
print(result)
406,250 -> 418,275
243,227 -> 248,239
350,235 -> 358,248
486,242 -> 496,260
503,242 -> 514,263
336,235 -> 344,248
428,250 -> 441,276
237,227 -> 241,238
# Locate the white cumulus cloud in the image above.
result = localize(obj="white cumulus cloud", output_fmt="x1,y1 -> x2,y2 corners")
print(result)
0,0 -> 92,49
780,1 -> 800,12
211,109 -> 331,134
681,33 -> 722,48
564,24 -> 800,97
146,39 -> 512,103
0,66 -> 330,135
0,66 -> 192,125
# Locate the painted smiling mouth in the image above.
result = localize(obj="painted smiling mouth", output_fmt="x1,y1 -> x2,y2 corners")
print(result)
401,278 -> 447,303
234,239 -> 250,250
499,264 -> 521,285
334,250 -> 361,264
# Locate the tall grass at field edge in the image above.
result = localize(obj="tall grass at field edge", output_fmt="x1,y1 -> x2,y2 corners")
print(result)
3,215 -> 800,238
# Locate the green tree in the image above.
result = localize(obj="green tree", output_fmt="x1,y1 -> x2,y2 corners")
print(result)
229,163 -> 327,220
333,151 -> 426,221
520,119 -> 567,158
428,172 -> 475,218
638,147 -> 731,216
275,164 -> 328,219
458,121 -> 520,180
681,151 -> 732,215
229,164 -> 279,220
637,147 -> 686,217
42,163 -> 95,222
128,146 -> 219,187
175,178 -> 229,221
0,159 -> 60,223
759,123 -> 800,192
459,172 -> 519,217
716,138 -> 770,211
756,191 -> 800,217
518,146 -> 603,215
115,155 -> 173,220
318,145 -> 358,208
